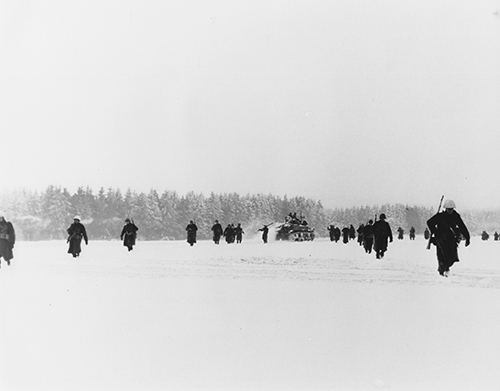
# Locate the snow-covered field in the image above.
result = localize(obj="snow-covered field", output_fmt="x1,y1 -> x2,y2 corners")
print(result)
1,237 -> 500,391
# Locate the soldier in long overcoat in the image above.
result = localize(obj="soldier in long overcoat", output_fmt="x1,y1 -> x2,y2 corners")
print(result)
373,214 -> 393,259
186,220 -> 198,246
67,216 -> 88,258
427,200 -> 470,277
0,215 -> 15,267
121,218 -> 138,251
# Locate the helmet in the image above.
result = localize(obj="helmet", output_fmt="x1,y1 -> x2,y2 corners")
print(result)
73,215 -> 81,221
125,218 -> 131,223
443,199 -> 456,209
379,213 -> 386,220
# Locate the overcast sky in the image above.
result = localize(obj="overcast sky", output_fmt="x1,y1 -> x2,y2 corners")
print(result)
1,0 -> 499,209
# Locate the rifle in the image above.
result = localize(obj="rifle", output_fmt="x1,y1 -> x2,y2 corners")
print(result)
426,195 -> 444,250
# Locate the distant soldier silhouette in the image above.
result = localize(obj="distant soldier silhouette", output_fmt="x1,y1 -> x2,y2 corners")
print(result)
397,227 -> 404,240
333,227 -> 341,242
341,227 -> 350,244
327,225 -> 336,242
224,224 -> 235,244
357,224 -> 365,246
235,223 -> 244,244
186,220 -> 198,246
494,232 -> 499,241
120,218 -> 138,251
67,216 -> 88,258
373,214 -> 393,259
481,231 -> 490,241
424,228 -> 430,240
409,227 -> 416,240
0,214 -> 15,267
258,224 -> 271,244
427,199 -> 470,277
349,225 -> 356,240
211,220 -> 223,244
362,220 -> 375,254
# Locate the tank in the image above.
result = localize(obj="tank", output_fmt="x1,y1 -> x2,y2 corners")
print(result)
275,218 -> 315,241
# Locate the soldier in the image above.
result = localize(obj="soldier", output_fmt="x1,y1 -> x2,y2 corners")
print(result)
427,199 -> 470,277
349,225 -> 356,240
333,226 -> 341,242
258,224 -> 271,244
373,213 -> 393,259
120,218 -> 138,251
494,232 -> 499,241
211,220 -> 223,244
397,227 -> 404,240
357,224 -> 365,246
362,220 -> 375,254
0,214 -> 15,267
224,224 -> 235,244
409,227 -> 416,240
67,216 -> 88,258
424,228 -> 430,240
481,231 -> 490,241
327,225 -> 336,242
235,223 -> 245,244
186,220 -> 198,246
341,227 -> 350,244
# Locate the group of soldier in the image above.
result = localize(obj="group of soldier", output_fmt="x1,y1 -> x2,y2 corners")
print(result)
327,214 -> 393,259
480,231 -> 500,241
0,200 -> 483,278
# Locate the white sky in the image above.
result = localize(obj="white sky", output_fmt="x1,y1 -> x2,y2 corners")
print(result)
1,0 -> 499,209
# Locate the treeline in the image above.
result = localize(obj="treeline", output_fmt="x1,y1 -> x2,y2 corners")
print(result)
0,186 -> 496,240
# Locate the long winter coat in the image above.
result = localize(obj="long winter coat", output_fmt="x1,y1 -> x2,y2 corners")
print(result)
121,222 -> 138,248
186,223 -> 198,245
211,223 -> 223,243
427,210 -> 470,273
373,220 -> 393,252
67,222 -> 88,255
0,220 -> 15,261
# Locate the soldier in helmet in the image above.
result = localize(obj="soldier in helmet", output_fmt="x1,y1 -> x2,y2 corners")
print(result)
67,216 -> 88,258
373,213 -> 393,259
186,220 -> 198,246
0,214 -> 15,267
409,227 -> 416,240
397,227 -> 404,240
211,220 -> 223,244
120,218 -> 139,251
427,199 -> 470,277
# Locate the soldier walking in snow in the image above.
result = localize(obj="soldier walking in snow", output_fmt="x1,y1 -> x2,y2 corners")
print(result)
120,218 -> 138,251
397,227 -> 404,240
349,225 -> 356,240
424,228 -> 430,240
224,224 -> 235,244
357,224 -> 365,246
333,226 -> 341,242
341,227 -> 350,244
362,220 -> 375,254
409,227 -> 416,240
186,220 -> 198,246
327,225 -> 336,242
494,231 -> 499,241
427,199 -> 470,277
0,214 -> 15,267
235,224 -> 244,244
373,214 -> 393,259
67,216 -> 88,258
481,231 -> 489,241
258,224 -> 271,244
211,220 -> 223,244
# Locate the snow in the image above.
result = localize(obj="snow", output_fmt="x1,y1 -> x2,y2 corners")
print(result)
1,237 -> 500,390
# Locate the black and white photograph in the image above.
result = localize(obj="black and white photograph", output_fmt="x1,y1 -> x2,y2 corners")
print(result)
1,1 -> 500,390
